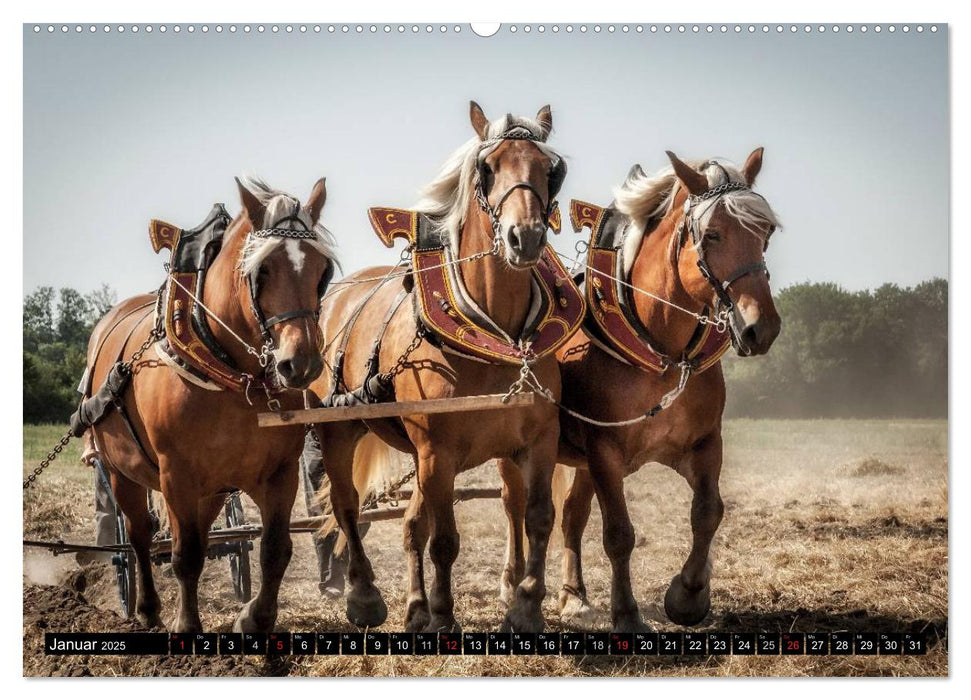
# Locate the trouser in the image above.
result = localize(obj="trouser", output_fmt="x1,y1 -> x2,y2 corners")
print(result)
300,431 -> 369,592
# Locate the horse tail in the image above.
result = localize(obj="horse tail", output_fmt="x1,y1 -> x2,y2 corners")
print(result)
353,433 -> 402,506
315,433 -> 405,550
551,463 -> 573,544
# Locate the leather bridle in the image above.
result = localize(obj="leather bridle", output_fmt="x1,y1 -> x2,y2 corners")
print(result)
473,126 -> 566,243
246,200 -> 333,347
675,176 -> 775,351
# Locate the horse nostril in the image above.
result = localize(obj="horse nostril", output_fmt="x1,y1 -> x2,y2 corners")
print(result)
741,325 -> 759,350
508,227 -> 522,251
277,358 -> 295,379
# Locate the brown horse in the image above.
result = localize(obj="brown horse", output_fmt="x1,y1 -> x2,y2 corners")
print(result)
307,103 -> 566,632
83,177 -> 336,632
498,149 -> 782,631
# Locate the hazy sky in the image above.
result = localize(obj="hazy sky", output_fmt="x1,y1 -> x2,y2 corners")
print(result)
23,25 -> 948,299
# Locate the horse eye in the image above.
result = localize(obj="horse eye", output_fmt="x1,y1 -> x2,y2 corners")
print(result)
706,231 -> 722,242
257,265 -> 270,281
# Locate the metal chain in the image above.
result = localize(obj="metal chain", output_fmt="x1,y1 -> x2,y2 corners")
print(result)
500,353 -> 692,428
689,181 -> 749,203
379,329 -> 426,382
361,464 -> 417,511
23,324 -> 165,491
250,228 -> 318,240
23,432 -> 72,490
501,357 -> 555,404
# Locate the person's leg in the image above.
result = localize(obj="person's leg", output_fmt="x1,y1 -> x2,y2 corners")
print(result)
79,433 -> 117,564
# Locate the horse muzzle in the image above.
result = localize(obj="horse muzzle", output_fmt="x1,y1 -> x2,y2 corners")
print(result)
730,305 -> 782,357
274,351 -> 323,389
503,222 -> 547,269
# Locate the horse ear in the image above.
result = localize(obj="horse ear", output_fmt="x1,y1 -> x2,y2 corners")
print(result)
235,177 -> 266,228
665,151 -> 708,196
626,163 -> 646,184
536,104 -> 553,139
306,177 -> 327,225
469,100 -> 490,140
742,146 -> 764,186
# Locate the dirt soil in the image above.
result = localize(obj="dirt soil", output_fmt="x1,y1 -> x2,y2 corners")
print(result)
22,419 -> 948,677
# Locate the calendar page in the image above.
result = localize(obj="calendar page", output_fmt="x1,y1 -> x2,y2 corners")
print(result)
20,16 -> 949,680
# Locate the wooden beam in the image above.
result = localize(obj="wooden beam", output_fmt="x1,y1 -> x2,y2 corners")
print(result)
287,487 -> 503,530
258,392 -> 536,428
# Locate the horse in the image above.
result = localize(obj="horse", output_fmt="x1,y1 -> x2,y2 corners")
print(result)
81,177 -> 336,632
497,149 -> 782,632
306,102 -> 569,633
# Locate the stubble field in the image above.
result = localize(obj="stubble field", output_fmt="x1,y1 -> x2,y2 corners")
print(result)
22,418 -> 947,677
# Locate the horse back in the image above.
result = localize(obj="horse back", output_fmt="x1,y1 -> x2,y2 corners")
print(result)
85,294 -> 157,388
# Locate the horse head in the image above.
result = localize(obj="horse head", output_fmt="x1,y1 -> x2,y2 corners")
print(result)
236,176 -> 336,388
467,101 -> 566,268
666,149 -> 782,356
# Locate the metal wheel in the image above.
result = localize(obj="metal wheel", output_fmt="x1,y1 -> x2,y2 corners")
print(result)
112,507 -> 137,618
96,461 -> 136,619
224,492 -> 252,602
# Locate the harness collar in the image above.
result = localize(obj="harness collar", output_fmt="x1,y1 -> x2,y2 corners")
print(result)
569,199 -> 731,374
151,205 -> 319,396
368,207 -> 585,365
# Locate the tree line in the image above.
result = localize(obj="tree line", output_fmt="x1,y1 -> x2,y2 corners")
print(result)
22,279 -> 947,423
722,278 -> 947,418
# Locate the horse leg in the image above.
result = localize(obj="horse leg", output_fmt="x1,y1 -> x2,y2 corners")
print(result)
402,486 -> 430,631
664,432 -> 724,626
497,458 -> 525,608
317,424 -> 388,628
558,468 -> 599,627
234,461 -> 299,633
419,450 -> 461,632
587,439 -> 650,633
110,471 -> 161,627
502,434 -> 557,633
161,468 -> 207,633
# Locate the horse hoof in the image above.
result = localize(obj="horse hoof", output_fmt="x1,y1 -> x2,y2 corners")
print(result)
173,616 -> 204,634
137,610 -> 163,629
559,591 -> 600,629
404,600 -> 430,632
346,587 -> 388,628
612,614 -> 655,634
663,574 -> 711,626
425,617 -> 461,633
233,600 -> 276,633
499,569 -> 522,608
502,607 -> 545,633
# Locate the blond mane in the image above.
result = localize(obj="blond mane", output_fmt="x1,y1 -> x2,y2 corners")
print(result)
413,114 -> 563,249
613,158 -> 780,272
236,175 -> 338,277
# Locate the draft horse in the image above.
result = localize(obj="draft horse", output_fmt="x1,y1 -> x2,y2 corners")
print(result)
499,149 -> 783,631
81,177 -> 336,632
308,102 -> 568,632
